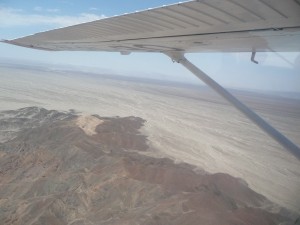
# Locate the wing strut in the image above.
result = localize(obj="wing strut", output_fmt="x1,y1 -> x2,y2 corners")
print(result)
165,52 -> 300,160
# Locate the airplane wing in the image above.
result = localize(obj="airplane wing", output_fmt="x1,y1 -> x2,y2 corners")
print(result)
2,0 -> 300,53
2,0 -> 300,160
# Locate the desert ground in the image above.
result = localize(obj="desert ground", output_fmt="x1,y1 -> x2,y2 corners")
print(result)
0,62 -> 299,215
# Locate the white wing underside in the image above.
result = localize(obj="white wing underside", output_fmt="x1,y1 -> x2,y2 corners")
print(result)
3,0 -> 300,53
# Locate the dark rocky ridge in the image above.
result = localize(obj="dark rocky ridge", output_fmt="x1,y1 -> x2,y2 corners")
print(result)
0,107 -> 75,143
0,107 -> 295,225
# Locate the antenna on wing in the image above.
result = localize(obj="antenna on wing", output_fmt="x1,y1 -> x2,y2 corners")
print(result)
251,48 -> 259,64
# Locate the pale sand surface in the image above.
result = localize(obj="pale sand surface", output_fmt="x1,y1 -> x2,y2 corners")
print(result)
0,66 -> 299,213
76,115 -> 103,136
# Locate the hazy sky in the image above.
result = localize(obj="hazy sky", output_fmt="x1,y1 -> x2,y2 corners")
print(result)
0,0 -> 299,92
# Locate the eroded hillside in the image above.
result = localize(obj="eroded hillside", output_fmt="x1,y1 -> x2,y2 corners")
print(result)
0,107 -> 296,225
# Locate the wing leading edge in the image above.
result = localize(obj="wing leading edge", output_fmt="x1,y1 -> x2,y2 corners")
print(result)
2,0 -> 300,53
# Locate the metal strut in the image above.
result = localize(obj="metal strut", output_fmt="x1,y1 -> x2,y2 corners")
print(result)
165,52 -> 300,160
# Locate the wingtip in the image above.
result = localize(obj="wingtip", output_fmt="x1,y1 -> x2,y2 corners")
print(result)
1,39 -> 55,51
0,39 -> 19,45
0,39 -> 11,43
0,39 -> 21,46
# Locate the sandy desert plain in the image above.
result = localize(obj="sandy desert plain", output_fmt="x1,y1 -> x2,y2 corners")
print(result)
0,61 -> 300,217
